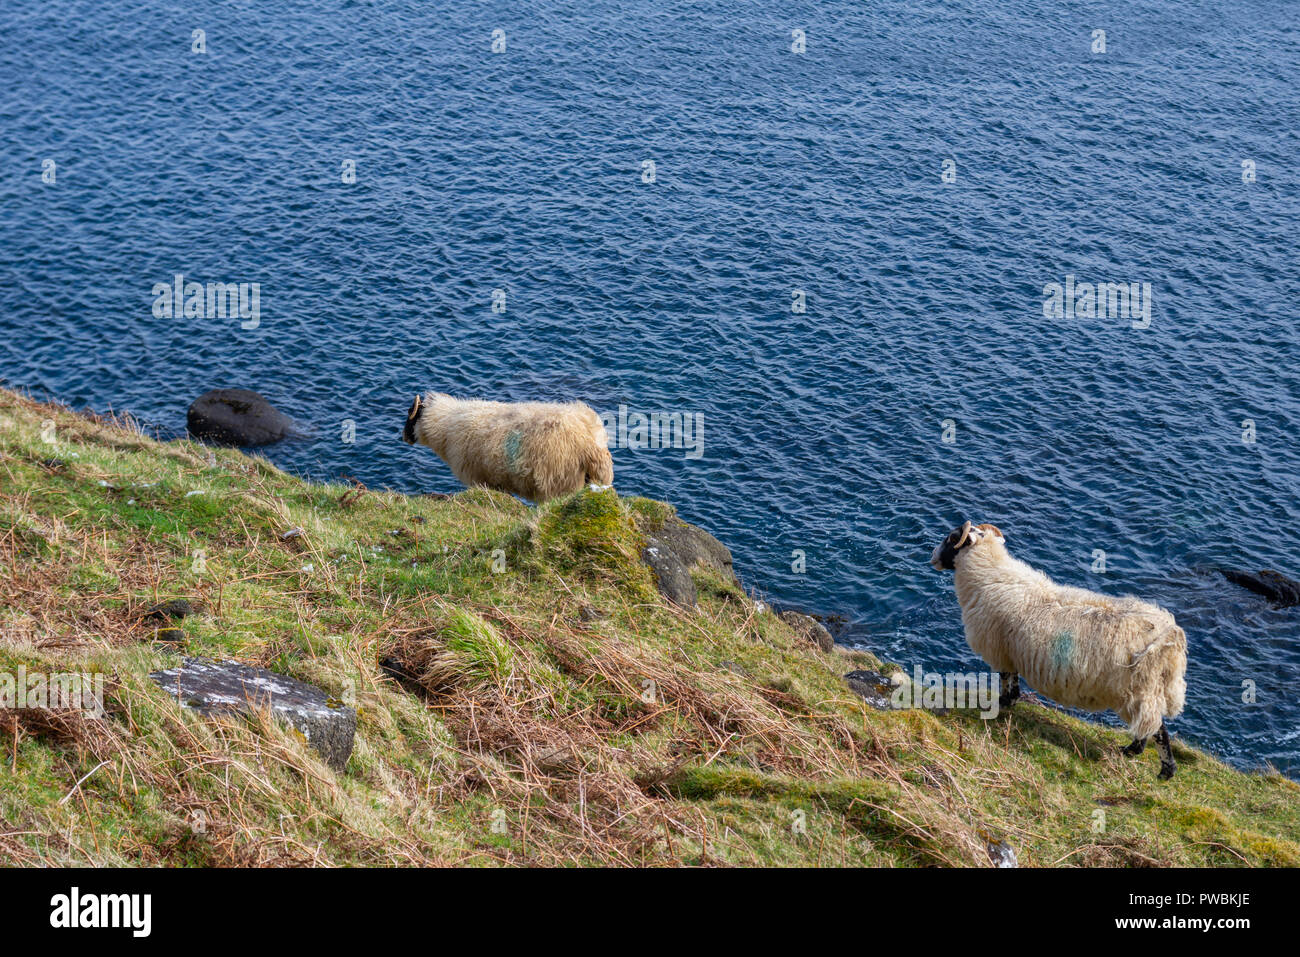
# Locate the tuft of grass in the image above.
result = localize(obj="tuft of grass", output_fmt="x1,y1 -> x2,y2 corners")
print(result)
623,496 -> 676,529
507,487 -> 657,600
443,610 -> 515,688
0,386 -> 1296,867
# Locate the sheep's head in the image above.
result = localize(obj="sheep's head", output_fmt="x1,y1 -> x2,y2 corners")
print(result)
930,521 -> 1005,570
402,394 -> 423,444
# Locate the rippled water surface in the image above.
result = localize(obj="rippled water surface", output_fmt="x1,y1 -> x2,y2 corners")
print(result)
2,0 -> 1297,773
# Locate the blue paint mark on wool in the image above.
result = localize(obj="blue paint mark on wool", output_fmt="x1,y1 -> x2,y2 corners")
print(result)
1051,632 -> 1075,673
504,430 -> 523,472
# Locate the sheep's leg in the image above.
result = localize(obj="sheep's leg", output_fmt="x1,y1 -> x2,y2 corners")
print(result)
998,672 -> 1020,709
1121,737 -> 1146,757
1155,723 -> 1176,780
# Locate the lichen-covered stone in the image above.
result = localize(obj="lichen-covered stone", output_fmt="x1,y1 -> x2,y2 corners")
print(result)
844,669 -> 897,711
642,537 -> 698,608
640,516 -> 740,586
986,838 -> 1018,868
149,657 -> 355,771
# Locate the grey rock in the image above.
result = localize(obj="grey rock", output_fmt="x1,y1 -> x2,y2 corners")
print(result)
780,610 -> 834,652
187,389 -> 296,447
642,536 -> 698,608
145,599 -> 193,622
1220,568 -> 1300,607
844,669 -> 898,711
986,839 -> 1018,868
647,518 -> 740,585
149,657 -> 356,771
578,604 -> 607,622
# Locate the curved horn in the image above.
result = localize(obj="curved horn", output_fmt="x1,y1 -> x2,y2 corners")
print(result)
954,520 -> 973,548
402,394 -> 424,444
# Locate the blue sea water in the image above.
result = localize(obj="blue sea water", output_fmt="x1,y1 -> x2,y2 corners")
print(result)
1,0 -> 1297,775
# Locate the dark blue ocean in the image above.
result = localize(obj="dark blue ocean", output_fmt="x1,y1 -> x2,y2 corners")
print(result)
2,0 -> 1297,775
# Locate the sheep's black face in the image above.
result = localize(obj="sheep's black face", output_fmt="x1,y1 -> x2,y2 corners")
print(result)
930,523 -> 973,571
402,395 -> 423,445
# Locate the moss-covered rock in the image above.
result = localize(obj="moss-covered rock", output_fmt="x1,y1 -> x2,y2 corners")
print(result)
508,487 -> 657,601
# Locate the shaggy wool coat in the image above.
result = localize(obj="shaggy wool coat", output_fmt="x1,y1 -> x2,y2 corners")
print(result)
409,393 -> 614,502
953,532 -> 1186,740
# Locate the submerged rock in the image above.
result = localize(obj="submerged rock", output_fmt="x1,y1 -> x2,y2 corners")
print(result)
1220,569 -> 1300,607
187,389 -> 295,447
149,657 -> 356,771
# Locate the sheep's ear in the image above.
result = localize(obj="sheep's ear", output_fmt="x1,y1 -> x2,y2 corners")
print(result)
976,523 -> 1005,543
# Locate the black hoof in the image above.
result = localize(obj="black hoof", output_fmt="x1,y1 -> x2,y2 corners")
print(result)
1121,742 -> 1142,757
1158,763 -> 1176,780
998,695 -> 1017,710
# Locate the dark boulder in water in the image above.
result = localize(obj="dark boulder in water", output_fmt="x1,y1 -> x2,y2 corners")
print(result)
1219,569 -> 1300,607
187,389 -> 295,447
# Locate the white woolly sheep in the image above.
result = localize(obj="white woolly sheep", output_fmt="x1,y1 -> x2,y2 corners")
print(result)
931,521 -> 1187,779
402,392 -> 614,503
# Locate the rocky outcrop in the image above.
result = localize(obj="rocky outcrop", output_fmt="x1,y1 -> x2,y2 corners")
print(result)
186,389 -> 296,447
844,669 -> 898,711
149,657 -> 356,771
637,515 -> 746,608
642,537 -> 697,608
779,610 -> 834,652
637,520 -> 843,652
646,517 -> 740,586
1220,569 -> 1300,607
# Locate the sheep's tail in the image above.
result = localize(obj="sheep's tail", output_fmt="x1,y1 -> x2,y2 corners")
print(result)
1125,623 -> 1187,740
585,444 -> 614,486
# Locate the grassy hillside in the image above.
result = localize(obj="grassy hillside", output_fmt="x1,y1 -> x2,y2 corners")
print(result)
0,387 -> 1296,866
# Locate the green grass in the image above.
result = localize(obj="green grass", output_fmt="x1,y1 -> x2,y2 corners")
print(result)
0,387 -> 1296,867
